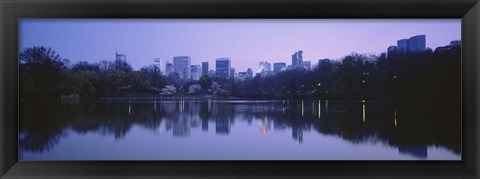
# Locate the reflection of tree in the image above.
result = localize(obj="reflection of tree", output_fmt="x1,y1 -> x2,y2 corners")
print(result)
310,100 -> 461,155
20,100 -> 460,157
19,102 -> 68,152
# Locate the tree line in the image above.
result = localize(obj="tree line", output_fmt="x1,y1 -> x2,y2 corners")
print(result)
20,44 -> 460,101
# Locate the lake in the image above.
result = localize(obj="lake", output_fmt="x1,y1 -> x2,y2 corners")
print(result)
19,99 -> 461,160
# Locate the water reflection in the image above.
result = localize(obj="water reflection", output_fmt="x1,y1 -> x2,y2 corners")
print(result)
19,99 -> 461,160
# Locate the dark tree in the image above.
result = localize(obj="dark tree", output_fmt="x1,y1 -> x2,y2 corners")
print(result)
19,46 -> 69,98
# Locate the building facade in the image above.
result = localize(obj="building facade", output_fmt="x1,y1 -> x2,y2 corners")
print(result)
230,68 -> 236,78
273,62 -> 287,72
173,56 -> 191,80
387,46 -> 398,58
408,35 -> 426,52
397,39 -> 409,53
396,35 -> 426,54
216,58 -> 231,78
202,62 -> 209,75
165,62 -> 173,76
115,52 -> 127,70
246,68 -> 253,78
191,65 -> 202,81
292,50 -> 303,68
301,61 -> 311,70
258,61 -> 272,73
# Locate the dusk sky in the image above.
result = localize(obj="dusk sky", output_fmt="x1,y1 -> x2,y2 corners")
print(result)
20,19 -> 460,72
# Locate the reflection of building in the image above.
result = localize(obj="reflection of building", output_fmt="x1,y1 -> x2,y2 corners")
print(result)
191,65 -> 202,81
273,121 -> 287,131
216,58 -> 231,78
202,120 -> 208,131
398,145 -> 427,159
273,62 -> 286,73
216,119 -> 231,134
292,126 -> 303,143
173,116 -> 191,137
202,62 -> 209,75
173,56 -> 191,79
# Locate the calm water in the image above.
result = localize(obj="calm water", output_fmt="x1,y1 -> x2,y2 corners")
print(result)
19,99 -> 461,160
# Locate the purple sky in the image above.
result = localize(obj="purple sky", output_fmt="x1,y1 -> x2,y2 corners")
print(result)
20,19 -> 460,72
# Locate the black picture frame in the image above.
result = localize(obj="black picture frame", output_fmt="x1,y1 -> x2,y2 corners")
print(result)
1,0 -> 479,178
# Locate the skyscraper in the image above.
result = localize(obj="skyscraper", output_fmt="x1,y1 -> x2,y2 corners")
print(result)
387,46 -> 398,58
230,68 -> 236,78
258,61 -> 272,72
408,35 -> 426,52
165,62 -> 173,76
115,52 -> 126,63
191,65 -> 202,81
397,35 -> 426,53
246,68 -> 253,78
173,56 -> 191,80
154,58 -> 161,71
301,61 -> 311,70
216,58 -> 231,78
273,62 -> 286,72
292,50 -> 303,68
154,58 -> 167,74
115,52 -> 127,70
202,62 -> 209,75
397,39 -> 409,53
238,72 -> 248,81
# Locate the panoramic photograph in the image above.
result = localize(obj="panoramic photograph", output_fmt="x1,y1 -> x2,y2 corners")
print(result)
19,19 -> 461,160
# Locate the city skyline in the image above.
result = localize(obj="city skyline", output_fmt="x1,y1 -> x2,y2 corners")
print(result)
20,19 -> 460,72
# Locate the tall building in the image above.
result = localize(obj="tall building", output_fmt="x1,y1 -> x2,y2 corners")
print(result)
408,35 -> 426,52
246,68 -> 253,78
154,58 -> 168,74
154,58 -> 161,72
230,68 -> 236,78
115,52 -> 127,69
208,70 -> 216,77
397,35 -> 426,53
191,65 -> 202,81
301,61 -> 311,70
387,46 -> 398,58
216,58 -> 231,78
273,62 -> 286,72
165,62 -> 173,76
397,39 -> 409,53
292,50 -> 303,67
258,61 -> 272,72
173,56 -> 191,80
202,62 -> 209,75
238,72 -> 248,81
